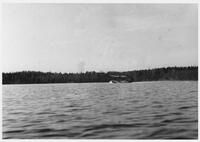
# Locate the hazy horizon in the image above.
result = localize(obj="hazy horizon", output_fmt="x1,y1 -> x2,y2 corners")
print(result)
2,4 -> 198,73
2,66 -> 198,74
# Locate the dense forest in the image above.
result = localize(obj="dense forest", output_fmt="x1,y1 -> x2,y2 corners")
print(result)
2,66 -> 198,84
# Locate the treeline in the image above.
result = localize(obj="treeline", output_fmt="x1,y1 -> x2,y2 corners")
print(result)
2,66 -> 198,84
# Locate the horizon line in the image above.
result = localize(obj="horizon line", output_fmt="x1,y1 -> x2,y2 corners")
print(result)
2,65 -> 198,74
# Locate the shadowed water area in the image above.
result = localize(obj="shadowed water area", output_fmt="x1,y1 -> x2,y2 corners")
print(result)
3,81 -> 198,139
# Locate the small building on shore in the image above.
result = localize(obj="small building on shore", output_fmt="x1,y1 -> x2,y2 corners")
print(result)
109,75 -> 130,83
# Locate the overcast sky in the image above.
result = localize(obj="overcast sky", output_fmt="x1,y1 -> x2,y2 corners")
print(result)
2,4 -> 198,73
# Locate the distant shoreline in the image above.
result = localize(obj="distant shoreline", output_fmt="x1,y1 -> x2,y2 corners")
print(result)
2,80 -> 198,86
2,66 -> 198,85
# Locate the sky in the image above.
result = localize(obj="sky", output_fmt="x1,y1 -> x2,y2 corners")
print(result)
2,4 -> 198,73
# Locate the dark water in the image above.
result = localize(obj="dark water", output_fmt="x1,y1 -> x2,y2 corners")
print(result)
3,81 -> 198,139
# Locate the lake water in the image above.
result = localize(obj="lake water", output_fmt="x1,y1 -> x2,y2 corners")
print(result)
3,81 -> 198,139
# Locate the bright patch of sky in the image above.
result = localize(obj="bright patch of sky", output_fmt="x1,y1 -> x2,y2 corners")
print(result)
2,4 -> 198,73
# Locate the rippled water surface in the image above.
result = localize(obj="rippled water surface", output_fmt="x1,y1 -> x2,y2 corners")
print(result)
3,81 -> 198,139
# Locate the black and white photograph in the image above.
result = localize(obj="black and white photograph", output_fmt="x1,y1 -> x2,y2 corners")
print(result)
2,2 -> 198,140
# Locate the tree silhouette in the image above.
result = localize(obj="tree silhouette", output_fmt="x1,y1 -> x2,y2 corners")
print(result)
2,66 -> 198,84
